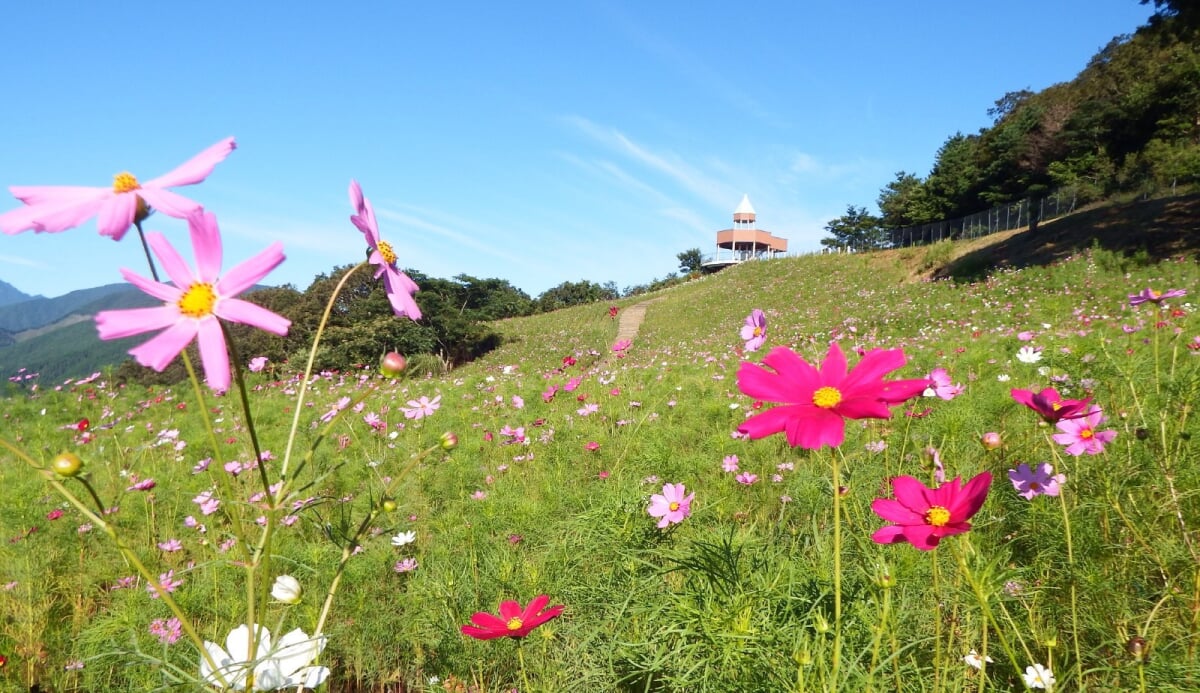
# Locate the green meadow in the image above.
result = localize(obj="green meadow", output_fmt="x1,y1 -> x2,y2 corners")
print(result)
2,235 -> 1200,692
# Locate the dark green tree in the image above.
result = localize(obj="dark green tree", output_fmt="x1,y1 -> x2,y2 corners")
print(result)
676,247 -> 704,274
820,205 -> 888,250
535,280 -> 618,313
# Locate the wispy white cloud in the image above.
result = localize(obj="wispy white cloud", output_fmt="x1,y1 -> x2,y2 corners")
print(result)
0,254 -> 46,269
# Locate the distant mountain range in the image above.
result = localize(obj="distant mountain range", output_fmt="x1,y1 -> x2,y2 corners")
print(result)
0,280 -> 159,384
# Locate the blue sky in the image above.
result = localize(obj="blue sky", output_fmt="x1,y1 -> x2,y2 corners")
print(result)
0,2 -> 1155,300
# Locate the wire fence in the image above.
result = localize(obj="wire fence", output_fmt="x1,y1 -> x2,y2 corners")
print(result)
887,188 -> 1082,248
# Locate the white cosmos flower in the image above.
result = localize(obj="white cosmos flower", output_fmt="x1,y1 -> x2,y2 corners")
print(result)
963,649 -> 993,670
200,624 -> 329,691
391,530 -> 417,547
1015,346 -> 1043,364
1023,663 -> 1055,689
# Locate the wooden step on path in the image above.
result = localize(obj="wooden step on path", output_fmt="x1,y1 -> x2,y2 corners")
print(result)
610,297 -> 664,353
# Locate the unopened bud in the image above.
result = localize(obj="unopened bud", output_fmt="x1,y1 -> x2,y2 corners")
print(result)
382,499 -> 398,513
1126,635 -> 1149,663
381,352 -> 407,376
50,452 -> 84,478
270,574 -> 303,604
440,431 -> 459,450
981,432 -> 1002,450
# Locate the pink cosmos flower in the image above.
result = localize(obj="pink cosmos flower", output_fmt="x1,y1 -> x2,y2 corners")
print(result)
149,617 -> 183,645
402,395 -> 441,419
584,441 -> 600,451
647,483 -> 694,528
1051,405 -> 1116,455
740,309 -> 768,352
93,211 -> 289,393
348,180 -> 421,319
146,569 -> 183,598
1008,462 -> 1065,499
613,339 -> 632,352
0,138 -> 235,240
923,368 -> 963,400
248,356 -> 268,372
871,472 -> 992,551
736,342 -> 930,449
460,595 -> 564,640
735,472 -> 758,485
1129,287 -> 1186,306
1010,387 -> 1091,424
721,455 -> 739,473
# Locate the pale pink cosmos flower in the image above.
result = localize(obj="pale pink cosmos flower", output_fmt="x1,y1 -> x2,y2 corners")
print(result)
94,210 -> 289,393
1129,287 -> 1186,306
0,137 -> 235,240
1008,462 -> 1066,499
740,309 -> 767,352
349,180 -> 421,319
248,356 -> 268,372
721,455 -> 739,473
735,472 -> 759,485
647,483 -> 694,528
1052,405 -> 1117,455
403,395 -> 441,419
923,368 -> 964,400
146,570 -> 183,598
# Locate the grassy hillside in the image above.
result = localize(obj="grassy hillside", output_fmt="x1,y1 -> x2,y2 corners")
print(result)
1,199 -> 1199,691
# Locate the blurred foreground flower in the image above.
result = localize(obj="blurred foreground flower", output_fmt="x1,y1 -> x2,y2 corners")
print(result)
647,483 -> 694,528
460,595 -> 564,640
94,210 -> 289,393
736,342 -> 929,449
740,308 -> 767,352
0,137 -> 235,240
200,624 -> 329,691
923,368 -> 963,400
870,472 -> 992,551
349,180 -> 421,319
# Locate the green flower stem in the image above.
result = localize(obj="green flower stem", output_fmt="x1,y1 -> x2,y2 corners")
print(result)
951,539 -> 1024,683
223,321 -> 272,499
830,447 -> 843,688
279,262 -> 368,483
931,550 -> 942,693
518,640 -> 532,693
1045,433 -> 1083,685
310,442 -> 440,640
0,439 -> 227,685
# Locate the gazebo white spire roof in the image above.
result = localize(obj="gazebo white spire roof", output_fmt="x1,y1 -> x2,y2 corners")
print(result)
734,194 -> 756,216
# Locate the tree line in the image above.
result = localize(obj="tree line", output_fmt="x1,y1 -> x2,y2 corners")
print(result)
822,1 -> 1200,250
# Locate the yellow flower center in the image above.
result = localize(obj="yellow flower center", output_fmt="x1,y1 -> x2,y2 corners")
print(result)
1151,290 -> 1161,299
668,502 -> 680,511
112,172 -> 140,193
506,617 -> 524,631
1080,428 -> 1094,439
925,506 -> 951,527
753,326 -> 763,337
178,283 -> 217,318
812,386 -> 842,409
377,239 -> 398,265
1051,401 -> 1062,411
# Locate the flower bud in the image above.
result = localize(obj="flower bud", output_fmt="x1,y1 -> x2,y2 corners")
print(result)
270,574 -> 303,604
50,452 -> 84,478
382,499 -> 398,513
440,431 -> 459,451
381,352 -> 407,377
1126,635 -> 1149,663
981,432 -> 1002,450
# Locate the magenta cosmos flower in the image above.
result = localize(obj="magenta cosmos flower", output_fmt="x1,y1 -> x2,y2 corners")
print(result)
871,472 -> 992,550
94,210 -> 289,393
924,368 -> 963,400
348,180 -> 421,320
736,342 -> 929,449
0,138 -> 235,241
647,483 -> 694,528
460,595 -> 564,640
1011,387 -> 1091,424
1051,405 -> 1116,455
740,309 -> 767,352
1129,287 -> 1186,306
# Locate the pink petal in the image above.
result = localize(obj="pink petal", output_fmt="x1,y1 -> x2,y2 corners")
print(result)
144,137 -> 236,189
348,180 -> 365,214
737,406 -> 798,440
17,194 -> 110,233
129,321 -> 198,371
216,298 -> 290,335
877,378 -> 933,404
899,523 -> 941,550
120,268 -> 182,303
217,243 -> 285,297
10,185 -> 105,206
498,601 -> 522,621
834,395 -> 894,420
522,595 -> 550,621
138,186 -> 204,220
871,497 -> 925,525
818,342 -> 848,382
460,625 -> 504,640
95,306 -> 180,340
383,272 -> 422,319
468,612 -> 507,631
196,319 -> 231,392
948,471 -> 992,521
890,476 -> 933,512
146,232 -> 198,289
95,192 -> 139,240
0,204 -> 47,234
760,346 -> 821,389
186,211 -> 224,282
870,524 -> 908,545
841,348 -> 907,391
737,359 -> 809,404
786,407 -> 845,449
